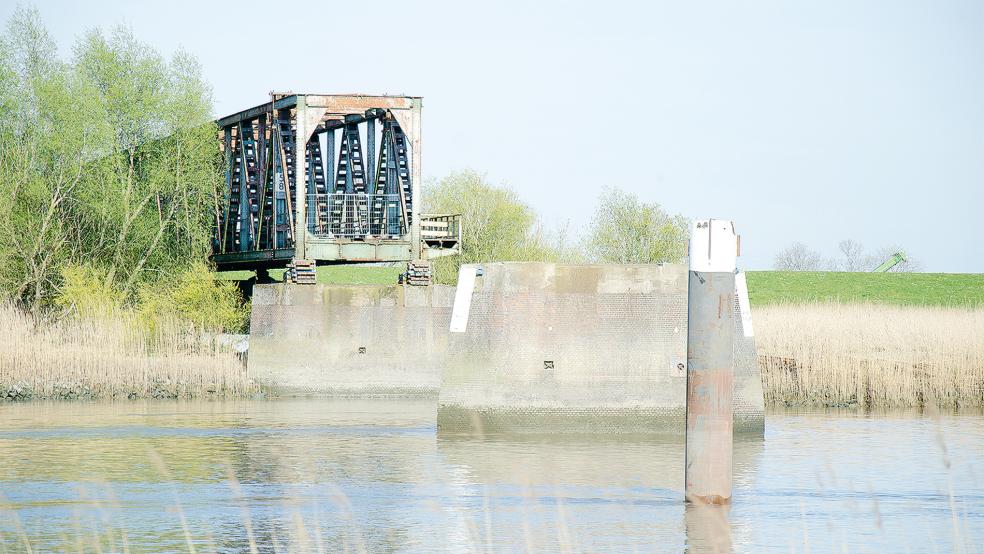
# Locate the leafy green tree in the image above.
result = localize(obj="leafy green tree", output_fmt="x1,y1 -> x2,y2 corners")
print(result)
584,187 -> 689,264
423,170 -> 561,283
70,27 -> 220,295
0,7 -> 222,314
0,7 -> 87,308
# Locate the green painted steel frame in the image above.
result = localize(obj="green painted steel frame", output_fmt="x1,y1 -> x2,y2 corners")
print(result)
212,93 -> 436,271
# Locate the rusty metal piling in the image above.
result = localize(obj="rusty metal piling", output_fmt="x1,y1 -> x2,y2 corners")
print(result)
685,219 -> 738,504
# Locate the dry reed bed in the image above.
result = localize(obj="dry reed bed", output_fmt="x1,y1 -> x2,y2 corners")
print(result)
0,304 -> 251,400
755,302 -> 984,408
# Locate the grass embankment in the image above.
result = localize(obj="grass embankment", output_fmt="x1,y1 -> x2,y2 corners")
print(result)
229,268 -> 984,301
0,304 -> 251,401
745,271 -> 984,307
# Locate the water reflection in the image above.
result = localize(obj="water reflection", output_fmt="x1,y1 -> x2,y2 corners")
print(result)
685,503 -> 732,553
437,435 -> 687,550
434,430 -> 763,551
0,400 -> 981,552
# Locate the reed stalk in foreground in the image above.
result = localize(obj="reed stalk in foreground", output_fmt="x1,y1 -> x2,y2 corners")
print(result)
756,302 -> 984,408
0,303 -> 251,400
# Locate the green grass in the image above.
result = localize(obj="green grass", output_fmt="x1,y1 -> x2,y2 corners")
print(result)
219,266 -> 984,307
217,264 -> 404,286
745,271 -> 984,307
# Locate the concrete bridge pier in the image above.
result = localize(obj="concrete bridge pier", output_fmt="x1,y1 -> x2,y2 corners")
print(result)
245,261 -> 764,438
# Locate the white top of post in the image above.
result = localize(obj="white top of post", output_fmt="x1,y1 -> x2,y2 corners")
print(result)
689,219 -> 738,272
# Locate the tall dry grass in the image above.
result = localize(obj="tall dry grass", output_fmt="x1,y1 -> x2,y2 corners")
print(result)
756,303 -> 984,408
0,303 -> 251,400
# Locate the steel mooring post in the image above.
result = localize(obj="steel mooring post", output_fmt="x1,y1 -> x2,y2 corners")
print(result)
685,219 -> 739,504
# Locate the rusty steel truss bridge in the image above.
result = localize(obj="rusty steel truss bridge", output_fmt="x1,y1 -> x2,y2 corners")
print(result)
211,93 -> 460,271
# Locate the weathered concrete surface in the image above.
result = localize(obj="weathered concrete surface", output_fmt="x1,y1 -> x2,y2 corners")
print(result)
733,301 -> 764,432
437,263 -> 764,435
247,263 -> 765,434
248,283 -> 453,396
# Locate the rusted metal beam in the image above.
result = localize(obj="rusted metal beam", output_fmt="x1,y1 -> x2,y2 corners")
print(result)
215,97 -> 400,131
304,94 -> 416,112
685,219 -> 739,504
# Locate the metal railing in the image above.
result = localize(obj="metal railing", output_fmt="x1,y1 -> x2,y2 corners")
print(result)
308,193 -> 405,238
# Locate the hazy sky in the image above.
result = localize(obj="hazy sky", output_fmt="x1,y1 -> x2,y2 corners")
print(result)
6,0 -> 983,271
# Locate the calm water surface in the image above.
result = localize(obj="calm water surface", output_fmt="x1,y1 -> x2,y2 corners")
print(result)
0,399 -> 981,552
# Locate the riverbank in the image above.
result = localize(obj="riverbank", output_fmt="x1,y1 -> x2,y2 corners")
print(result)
5,273 -> 984,409
0,304 -> 251,400
756,302 -> 984,408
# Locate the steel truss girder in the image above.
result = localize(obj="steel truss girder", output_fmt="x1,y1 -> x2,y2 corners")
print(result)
212,94 -> 422,267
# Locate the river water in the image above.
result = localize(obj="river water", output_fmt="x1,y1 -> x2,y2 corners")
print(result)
0,399 -> 981,553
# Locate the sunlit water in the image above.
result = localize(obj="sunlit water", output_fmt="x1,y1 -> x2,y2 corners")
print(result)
0,399 -> 981,552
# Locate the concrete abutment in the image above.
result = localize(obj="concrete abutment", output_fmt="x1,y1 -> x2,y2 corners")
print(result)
247,262 -> 765,433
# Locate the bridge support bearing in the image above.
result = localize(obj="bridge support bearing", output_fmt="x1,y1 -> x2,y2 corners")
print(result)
285,259 -> 317,285
401,260 -> 432,286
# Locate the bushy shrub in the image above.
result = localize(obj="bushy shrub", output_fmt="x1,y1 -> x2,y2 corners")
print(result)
137,263 -> 248,333
54,262 -> 247,333
0,8 -> 219,311
54,265 -> 123,318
